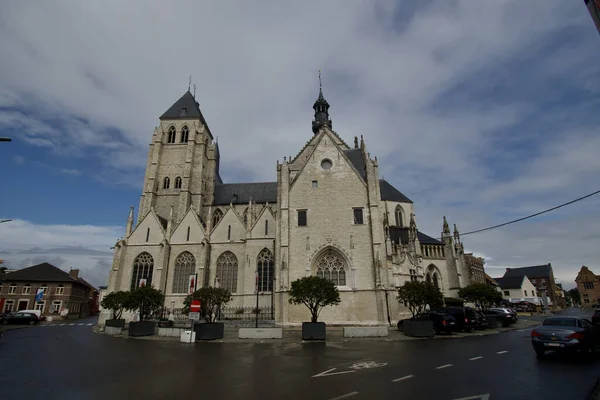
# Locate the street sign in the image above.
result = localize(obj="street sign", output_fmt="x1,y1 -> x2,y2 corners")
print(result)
189,312 -> 200,321
190,299 -> 201,312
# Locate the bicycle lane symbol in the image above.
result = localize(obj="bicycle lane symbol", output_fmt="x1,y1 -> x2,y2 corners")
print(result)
312,361 -> 388,378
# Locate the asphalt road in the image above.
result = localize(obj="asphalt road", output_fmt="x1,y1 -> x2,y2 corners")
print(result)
0,309 -> 598,400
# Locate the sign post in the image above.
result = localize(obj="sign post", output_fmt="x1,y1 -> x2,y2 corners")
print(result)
189,299 -> 201,343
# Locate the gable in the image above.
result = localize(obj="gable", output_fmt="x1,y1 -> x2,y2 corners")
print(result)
4,263 -> 77,283
210,207 -> 246,242
129,210 -> 165,245
171,209 -> 205,244
251,205 -> 276,238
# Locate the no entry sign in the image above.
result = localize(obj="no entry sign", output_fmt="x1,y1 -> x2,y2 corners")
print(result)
190,299 -> 201,313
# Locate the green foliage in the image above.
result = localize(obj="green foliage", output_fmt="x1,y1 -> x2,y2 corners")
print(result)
458,283 -> 503,311
100,291 -> 130,320
183,287 -> 232,323
397,281 -> 443,318
566,288 -> 581,305
288,276 -> 341,323
124,286 -> 164,321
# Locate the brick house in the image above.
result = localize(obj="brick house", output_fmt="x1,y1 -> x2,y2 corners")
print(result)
575,266 -> 600,307
501,264 -> 564,308
0,263 -> 98,319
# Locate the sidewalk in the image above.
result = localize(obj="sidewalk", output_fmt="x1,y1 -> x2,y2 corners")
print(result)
95,318 -> 540,344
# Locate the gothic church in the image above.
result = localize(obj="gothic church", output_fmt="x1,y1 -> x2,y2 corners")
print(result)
103,84 -> 472,325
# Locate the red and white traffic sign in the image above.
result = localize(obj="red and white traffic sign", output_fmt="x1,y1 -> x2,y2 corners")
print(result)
190,299 -> 201,312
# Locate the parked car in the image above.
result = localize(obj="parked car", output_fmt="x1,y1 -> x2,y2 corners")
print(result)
592,309 -> 600,325
1,312 -> 40,325
515,302 -> 537,313
531,317 -> 600,358
397,311 -> 457,335
431,307 -> 478,332
472,309 -> 489,329
489,307 -> 518,321
483,309 -> 514,327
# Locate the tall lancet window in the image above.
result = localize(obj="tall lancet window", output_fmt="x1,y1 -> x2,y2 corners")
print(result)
395,206 -> 404,228
181,126 -> 189,143
167,126 -> 176,143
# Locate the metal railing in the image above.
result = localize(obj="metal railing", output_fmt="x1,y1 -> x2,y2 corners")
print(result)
220,306 -> 273,322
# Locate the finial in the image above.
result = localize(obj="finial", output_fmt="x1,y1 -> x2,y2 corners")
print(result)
188,75 -> 192,92
193,84 -> 196,98
283,156 -> 287,162
319,69 -> 322,90
354,136 -> 358,149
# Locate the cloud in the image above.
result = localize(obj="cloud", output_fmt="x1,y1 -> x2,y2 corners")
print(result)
59,168 -> 82,176
13,155 -> 24,165
0,1 -> 599,287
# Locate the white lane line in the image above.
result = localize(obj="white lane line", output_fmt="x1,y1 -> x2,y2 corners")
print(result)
469,356 -> 483,361
392,374 -> 414,382
328,392 -> 359,400
517,329 -> 531,332
436,364 -> 453,369
87,323 -> 93,326
497,351 -> 508,354
60,324 -> 66,326
68,323 -> 75,326
77,323 -> 84,326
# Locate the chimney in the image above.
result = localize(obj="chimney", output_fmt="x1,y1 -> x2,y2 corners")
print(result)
69,268 -> 80,279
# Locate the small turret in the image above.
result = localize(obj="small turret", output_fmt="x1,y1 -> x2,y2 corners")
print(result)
453,223 -> 461,244
312,71 -> 332,134
126,206 -> 134,237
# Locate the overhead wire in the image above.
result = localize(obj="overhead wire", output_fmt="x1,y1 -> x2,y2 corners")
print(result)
460,188 -> 600,236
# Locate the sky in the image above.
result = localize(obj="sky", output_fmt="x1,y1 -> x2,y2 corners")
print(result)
1,0 -> 599,290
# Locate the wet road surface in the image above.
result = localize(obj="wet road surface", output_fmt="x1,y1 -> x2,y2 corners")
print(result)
0,310 -> 598,400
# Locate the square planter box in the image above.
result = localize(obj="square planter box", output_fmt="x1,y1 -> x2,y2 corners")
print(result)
128,321 -> 156,337
105,319 -> 125,329
302,322 -> 326,341
403,320 -> 434,337
194,322 -> 224,340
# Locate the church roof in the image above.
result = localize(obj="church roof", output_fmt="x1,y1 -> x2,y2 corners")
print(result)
344,149 -> 366,180
160,91 -> 210,126
494,276 -> 525,290
502,264 -> 552,279
388,227 -> 443,245
2,262 -> 79,283
213,182 -> 278,205
379,179 -> 413,203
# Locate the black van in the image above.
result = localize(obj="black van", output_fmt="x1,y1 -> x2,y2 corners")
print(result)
431,307 -> 478,332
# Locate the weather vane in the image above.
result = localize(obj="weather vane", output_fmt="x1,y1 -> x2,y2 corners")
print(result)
188,75 -> 192,92
318,69 -> 322,90
193,84 -> 196,98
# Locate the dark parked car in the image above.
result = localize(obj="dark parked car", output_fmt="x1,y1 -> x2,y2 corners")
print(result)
483,309 -> 514,327
1,312 -> 40,325
531,317 -> 599,358
472,309 -> 489,329
431,307 -> 478,332
397,311 -> 457,335
592,309 -> 600,325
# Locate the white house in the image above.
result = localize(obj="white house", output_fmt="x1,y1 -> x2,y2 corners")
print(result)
495,275 -> 551,305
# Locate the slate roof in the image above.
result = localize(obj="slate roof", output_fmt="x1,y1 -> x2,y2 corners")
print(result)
379,179 -> 413,203
160,91 -> 210,127
344,149 -> 366,180
494,276 -> 525,290
213,182 -> 278,205
2,263 -> 79,283
77,277 -> 98,292
388,227 -> 443,245
502,264 -> 552,279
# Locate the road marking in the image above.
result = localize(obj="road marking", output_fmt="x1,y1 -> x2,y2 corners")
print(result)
349,361 -> 387,369
60,324 -> 66,326
452,394 -> 490,400
436,364 -> 453,369
312,368 -> 356,378
392,374 -> 414,382
497,350 -> 508,354
517,329 -> 531,332
78,323 -> 84,326
328,392 -> 359,400
469,356 -> 483,361
69,323 -> 75,326
87,323 -> 93,326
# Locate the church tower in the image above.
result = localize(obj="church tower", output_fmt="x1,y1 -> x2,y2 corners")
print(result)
137,90 -> 220,225
312,72 -> 332,134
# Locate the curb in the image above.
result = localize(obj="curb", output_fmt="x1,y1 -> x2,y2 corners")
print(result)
589,378 -> 600,400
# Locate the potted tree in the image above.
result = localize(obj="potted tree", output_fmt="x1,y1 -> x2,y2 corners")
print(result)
126,285 -> 164,337
288,276 -> 341,341
397,281 -> 443,337
184,287 -> 231,340
101,291 -> 129,328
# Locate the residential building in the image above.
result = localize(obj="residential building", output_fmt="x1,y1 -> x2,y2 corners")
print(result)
494,275 -> 545,304
501,264 -> 559,307
575,266 -> 600,307
464,253 -> 486,285
0,263 -> 98,319
103,84 -> 476,326
484,273 -> 499,288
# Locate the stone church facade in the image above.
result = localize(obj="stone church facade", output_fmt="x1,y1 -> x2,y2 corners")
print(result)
102,85 -> 472,326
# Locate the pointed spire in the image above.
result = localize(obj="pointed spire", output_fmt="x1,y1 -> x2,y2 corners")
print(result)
443,216 -> 450,234
453,224 -> 461,244
354,136 -> 359,149
126,206 -> 134,237
312,70 -> 332,134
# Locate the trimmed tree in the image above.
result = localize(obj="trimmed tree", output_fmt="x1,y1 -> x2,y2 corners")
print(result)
183,287 -> 232,323
288,276 -> 341,323
397,281 -> 443,318
125,286 -> 164,321
566,288 -> 581,306
458,283 -> 503,311
100,291 -> 129,320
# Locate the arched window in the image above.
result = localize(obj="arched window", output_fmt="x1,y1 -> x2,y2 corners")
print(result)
22,284 -> 31,295
181,126 -> 189,143
131,252 -> 154,290
426,274 -> 432,284
395,205 -> 404,227
172,252 -> 196,293
212,209 -> 223,228
9,284 -> 17,294
257,248 -> 274,292
40,284 -> 48,294
315,249 -> 347,286
433,273 -> 439,289
163,177 -> 170,189
174,176 -> 182,189
167,126 -> 176,143
216,251 -> 238,293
